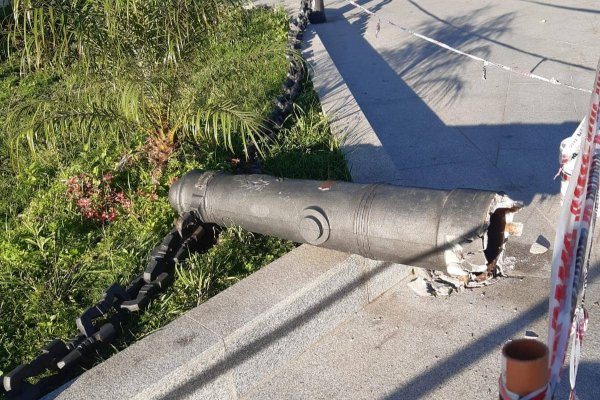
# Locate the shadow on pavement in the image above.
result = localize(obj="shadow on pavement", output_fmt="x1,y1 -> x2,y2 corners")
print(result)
151,249 -> 599,399
310,0 -> 580,203
519,0 -> 600,15
408,0 -> 594,73
384,261 -> 600,400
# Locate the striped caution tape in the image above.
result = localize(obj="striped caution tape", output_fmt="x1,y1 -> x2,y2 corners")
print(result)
547,58 -> 600,399
498,376 -> 547,400
344,0 -> 592,94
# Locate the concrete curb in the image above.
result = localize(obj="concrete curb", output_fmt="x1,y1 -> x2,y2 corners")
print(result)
44,11 -> 414,399
47,247 -> 412,399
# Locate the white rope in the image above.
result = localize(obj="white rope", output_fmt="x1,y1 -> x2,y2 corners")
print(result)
344,0 -> 592,94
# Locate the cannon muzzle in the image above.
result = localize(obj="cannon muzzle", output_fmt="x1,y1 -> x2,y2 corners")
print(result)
169,170 -> 522,277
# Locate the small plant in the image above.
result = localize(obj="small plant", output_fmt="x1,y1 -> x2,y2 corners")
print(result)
65,172 -> 131,223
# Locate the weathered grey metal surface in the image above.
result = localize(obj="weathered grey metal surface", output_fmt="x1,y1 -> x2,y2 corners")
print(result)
169,170 -> 519,272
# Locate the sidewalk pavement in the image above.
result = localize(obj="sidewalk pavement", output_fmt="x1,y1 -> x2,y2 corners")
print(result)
250,0 -> 600,398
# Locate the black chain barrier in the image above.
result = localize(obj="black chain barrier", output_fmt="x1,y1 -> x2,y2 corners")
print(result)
243,1 -> 311,174
1,1 -> 313,399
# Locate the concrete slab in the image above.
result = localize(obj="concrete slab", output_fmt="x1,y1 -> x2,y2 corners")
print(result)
223,255 -> 368,396
245,264 -> 600,400
182,246 -> 350,338
49,315 -> 233,400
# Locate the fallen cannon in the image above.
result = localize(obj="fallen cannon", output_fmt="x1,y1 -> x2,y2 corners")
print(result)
169,170 -> 522,280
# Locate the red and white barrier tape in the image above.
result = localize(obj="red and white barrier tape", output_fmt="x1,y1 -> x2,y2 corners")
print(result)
568,307 -> 588,400
547,59 -> 600,399
499,376 -> 547,400
344,0 -> 592,94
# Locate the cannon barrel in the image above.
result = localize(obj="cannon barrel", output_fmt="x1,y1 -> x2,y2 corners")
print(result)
169,170 -> 521,275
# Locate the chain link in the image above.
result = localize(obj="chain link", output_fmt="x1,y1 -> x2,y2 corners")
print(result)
2,212 -> 210,399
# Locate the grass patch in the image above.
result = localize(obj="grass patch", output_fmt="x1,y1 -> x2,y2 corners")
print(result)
0,3 -> 349,385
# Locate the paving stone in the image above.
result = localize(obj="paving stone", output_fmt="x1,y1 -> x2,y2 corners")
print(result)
184,245 -> 350,338
223,255 -> 369,396
46,316 -> 230,400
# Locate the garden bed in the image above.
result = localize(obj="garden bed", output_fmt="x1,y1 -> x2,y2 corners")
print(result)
0,1 -> 348,387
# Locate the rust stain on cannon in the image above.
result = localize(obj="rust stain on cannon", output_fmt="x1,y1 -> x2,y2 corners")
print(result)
319,180 -> 335,191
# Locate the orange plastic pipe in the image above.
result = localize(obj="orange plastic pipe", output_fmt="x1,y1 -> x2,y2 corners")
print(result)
501,339 -> 549,397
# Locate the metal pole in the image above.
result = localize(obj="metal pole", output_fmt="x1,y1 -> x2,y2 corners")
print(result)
310,0 -> 326,24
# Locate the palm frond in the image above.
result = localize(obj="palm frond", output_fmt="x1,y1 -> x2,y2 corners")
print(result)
188,99 -> 266,157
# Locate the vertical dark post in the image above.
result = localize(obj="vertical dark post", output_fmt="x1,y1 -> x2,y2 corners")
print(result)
309,0 -> 326,24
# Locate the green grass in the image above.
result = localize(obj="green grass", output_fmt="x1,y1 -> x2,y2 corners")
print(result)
0,4 -> 349,385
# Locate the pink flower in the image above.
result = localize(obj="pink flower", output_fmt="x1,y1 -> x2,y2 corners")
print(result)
77,198 -> 91,208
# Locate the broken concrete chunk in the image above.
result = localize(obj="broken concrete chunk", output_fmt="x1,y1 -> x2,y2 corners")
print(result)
408,277 -> 431,297
430,281 -> 452,296
529,235 -> 550,254
434,273 -> 465,291
446,262 -> 469,277
506,222 -> 523,237
494,257 -> 512,277
529,242 -> 548,255
411,267 -> 433,280
466,277 -> 499,288
408,270 -> 467,297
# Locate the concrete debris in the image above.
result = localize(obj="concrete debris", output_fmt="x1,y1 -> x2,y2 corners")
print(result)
440,195 -> 523,285
430,281 -> 453,296
465,277 -> 500,288
495,256 -> 516,276
407,269 -> 466,297
529,242 -> 548,254
506,222 -> 523,237
411,267 -> 433,280
433,272 -> 465,290
446,261 -> 469,277
529,235 -> 550,254
407,277 -> 431,297
408,257 -> 512,295
525,330 -> 539,338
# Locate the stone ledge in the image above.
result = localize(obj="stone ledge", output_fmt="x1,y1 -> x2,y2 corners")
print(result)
46,246 -> 411,399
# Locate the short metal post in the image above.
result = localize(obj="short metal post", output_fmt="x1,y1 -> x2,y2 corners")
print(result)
309,0 -> 326,24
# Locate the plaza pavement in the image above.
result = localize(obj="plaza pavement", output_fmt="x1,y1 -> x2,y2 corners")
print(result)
246,0 -> 600,398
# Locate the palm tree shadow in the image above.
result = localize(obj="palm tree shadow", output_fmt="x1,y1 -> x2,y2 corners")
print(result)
338,0 -> 514,107
308,0 -> 589,205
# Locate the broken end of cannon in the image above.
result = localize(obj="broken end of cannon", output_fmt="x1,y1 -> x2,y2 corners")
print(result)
444,192 -> 523,286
